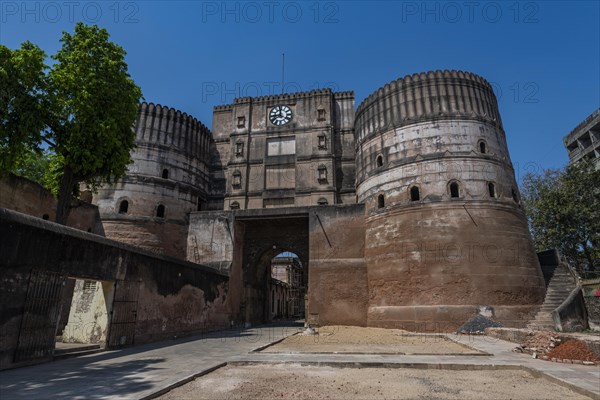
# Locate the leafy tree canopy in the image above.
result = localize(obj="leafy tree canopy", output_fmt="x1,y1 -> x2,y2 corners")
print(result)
0,41 -> 47,172
0,23 -> 142,224
521,160 -> 600,275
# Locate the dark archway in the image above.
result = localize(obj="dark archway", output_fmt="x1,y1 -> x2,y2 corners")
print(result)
236,216 -> 309,324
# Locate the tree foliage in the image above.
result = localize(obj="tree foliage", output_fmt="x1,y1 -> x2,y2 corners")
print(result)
0,23 -> 142,224
0,42 -> 47,172
521,160 -> 600,275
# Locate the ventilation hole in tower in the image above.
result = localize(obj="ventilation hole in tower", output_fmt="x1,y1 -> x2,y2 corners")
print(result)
410,186 -> 420,201
512,188 -> 519,204
450,182 -> 460,198
118,200 -> 129,214
488,182 -> 496,198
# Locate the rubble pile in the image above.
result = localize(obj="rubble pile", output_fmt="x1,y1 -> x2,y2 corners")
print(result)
545,340 -> 599,364
457,314 -> 503,334
512,331 -> 598,365
512,330 -> 561,357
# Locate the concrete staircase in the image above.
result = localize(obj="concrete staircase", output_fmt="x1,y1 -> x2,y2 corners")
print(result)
528,262 -> 578,330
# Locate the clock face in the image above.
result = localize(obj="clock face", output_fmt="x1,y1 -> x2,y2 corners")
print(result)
269,105 -> 293,126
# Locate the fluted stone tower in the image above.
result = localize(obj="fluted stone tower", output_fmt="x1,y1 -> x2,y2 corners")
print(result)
93,102 -> 213,259
354,70 -> 546,330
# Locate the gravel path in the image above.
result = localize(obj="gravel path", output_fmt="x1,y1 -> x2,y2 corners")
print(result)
158,363 -> 590,400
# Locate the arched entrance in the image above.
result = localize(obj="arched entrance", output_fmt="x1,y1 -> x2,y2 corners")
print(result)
233,216 -> 309,325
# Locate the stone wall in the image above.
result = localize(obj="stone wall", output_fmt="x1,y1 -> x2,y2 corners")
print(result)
0,208 -> 229,370
0,173 -> 102,234
307,204 -> 368,326
187,205 -> 368,327
211,89 -> 356,209
354,70 -> 546,331
92,103 -> 213,259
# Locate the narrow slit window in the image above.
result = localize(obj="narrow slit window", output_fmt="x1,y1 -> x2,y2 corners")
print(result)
450,182 -> 460,198
479,141 -> 487,154
376,155 -> 383,168
156,204 -> 165,218
488,182 -> 496,198
162,169 -> 169,179
512,188 -> 519,204
410,186 -> 420,201
377,194 -> 385,208
119,200 -> 129,214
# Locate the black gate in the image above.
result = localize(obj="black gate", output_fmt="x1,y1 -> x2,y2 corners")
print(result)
107,279 -> 140,348
14,270 -> 67,363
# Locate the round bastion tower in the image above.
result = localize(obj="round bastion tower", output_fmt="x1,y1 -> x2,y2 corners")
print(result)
92,102 -> 212,259
355,70 -> 546,331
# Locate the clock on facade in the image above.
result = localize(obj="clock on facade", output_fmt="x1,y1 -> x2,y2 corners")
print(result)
269,105 -> 293,126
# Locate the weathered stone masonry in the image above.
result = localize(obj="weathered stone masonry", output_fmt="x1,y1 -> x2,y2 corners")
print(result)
0,70 -> 549,370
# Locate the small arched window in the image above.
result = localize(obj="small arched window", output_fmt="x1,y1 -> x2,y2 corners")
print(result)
162,169 -> 169,179
317,197 -> 328,205
449,182 -> 460,198
156,204 -> 165,218
377,194 -> 385,208
119,200 -> 129,214
376,155 -> 383,168
230,201 -> 240,210
479,141 -> 487,154
488,182 -> 496,198
410,186 -> 420,201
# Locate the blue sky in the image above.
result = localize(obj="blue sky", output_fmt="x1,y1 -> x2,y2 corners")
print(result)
1,1 -> 599,178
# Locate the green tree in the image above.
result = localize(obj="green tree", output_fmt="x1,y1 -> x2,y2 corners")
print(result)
1,23 -> 142,224
521,160 -> 600,275
12,148 -> 52,188
47,23 -> 142,223
0,42 -> 48,172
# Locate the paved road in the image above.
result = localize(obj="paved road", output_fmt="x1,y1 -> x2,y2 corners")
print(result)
0,323 -> 303,400
1,324 -> 599,399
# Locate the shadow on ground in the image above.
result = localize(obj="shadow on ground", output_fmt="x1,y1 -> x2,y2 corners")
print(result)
1,357 -> 166,399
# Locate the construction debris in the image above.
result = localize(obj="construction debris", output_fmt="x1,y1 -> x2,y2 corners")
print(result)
512,330 -> 561,356
544,339 -> 599,364
457,314 -> 503,334
512,330 -> 598,365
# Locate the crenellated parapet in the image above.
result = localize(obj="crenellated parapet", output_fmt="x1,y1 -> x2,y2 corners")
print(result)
355,70 -> 502,145
231,88 -> 335,105
91,102 -> 214,260
135,102 -> 212,161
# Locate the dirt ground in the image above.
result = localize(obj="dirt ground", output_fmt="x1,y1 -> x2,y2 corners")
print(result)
158,363 -> 590,400
262,325 -> 481,354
